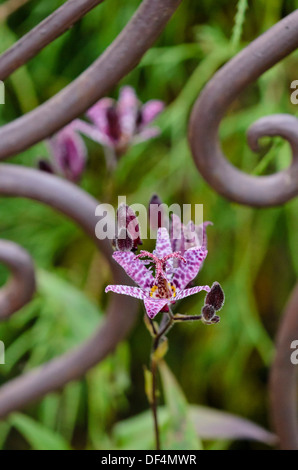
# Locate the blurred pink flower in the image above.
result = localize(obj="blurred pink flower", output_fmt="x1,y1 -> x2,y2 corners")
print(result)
73,86 -> 164,160
39,124 -> 87,183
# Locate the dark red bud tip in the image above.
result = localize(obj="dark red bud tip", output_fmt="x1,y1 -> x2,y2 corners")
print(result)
205,282 -> 225,311
148,194 -> 164,230
115,228 -> 134,252
149,194 -> 163,206
201,304 -> 215,322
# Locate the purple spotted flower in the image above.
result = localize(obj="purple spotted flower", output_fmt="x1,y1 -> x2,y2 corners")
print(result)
38,124 -> 87,183
73,86 -> 164,160
105,227 -> 210,319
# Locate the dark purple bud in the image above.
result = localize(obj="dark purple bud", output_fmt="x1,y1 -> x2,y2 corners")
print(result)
211,315 -> 220,324
201,304 -> 216,322
115,227 -> 134,252
38,159 -> 54,174
116,204 -> 142,251
148,194 -> 164,230
205,282 -> 225,311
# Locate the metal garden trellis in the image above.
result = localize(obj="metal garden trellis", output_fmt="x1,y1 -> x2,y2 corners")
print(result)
0,0 -> 296,450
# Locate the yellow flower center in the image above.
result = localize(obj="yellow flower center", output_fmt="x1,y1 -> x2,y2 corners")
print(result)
149,275 -> 176,299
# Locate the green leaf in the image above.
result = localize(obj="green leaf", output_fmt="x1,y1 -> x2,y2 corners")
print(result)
159,362 -> 202,450
9,413 -> 71,450
190,406 -> 277,446
113,408 -> 169,450
112,405 -> 277,450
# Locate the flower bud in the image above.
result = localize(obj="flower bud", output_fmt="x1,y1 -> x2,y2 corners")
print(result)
115,204 -> 142,252
205,282 -> 225,311
148,194 -> 164,230
201,304 -> 216,322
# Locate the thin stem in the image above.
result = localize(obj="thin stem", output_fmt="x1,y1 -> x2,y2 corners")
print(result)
148,306 -> 203,450
150,357 -> 160,451
153,318 -> 173,350
173,313 -> 203,321
149,313 -> 173,451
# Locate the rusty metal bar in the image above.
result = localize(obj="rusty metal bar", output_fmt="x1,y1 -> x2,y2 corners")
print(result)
0,0 -> 105,81
0,240 -> 35,320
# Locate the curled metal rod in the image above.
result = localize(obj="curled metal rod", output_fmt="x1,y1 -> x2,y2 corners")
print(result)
0,0 -> 105,81
189,10 -> 298,448
0,0 -> 182,159
269,283 -> 298,450
189,10 -> 298,207
0,164 -> 138,418
0,240 -> 35,320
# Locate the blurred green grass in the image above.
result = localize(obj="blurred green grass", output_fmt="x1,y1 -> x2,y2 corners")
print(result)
0,0 -> 297,450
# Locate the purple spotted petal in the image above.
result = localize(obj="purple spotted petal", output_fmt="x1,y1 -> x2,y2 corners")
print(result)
86,97 -> 115,134
154,227 -> 173,259
117,86 -> 139,139
112,251 -> 154,289
172,247 -> 208,290
196,221 -> 213,249
139,100 -> 164,126
170,213 -> 184,252
175,285 -> 210,300
143,297 -> 168,319
183,221 -> 199,250
105,285 -> 145,300
48,126 -> 87,182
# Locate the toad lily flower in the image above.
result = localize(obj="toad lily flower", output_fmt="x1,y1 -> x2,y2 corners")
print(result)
72,86 -> 164,158
38,124 -> 87,183
105,227 -> 210,319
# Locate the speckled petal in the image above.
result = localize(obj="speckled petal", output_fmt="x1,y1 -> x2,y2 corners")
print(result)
113,251 -> 154,289
172,247 -> 208,290
154,227 -> 173,258
175,285 -> 210,300
143,297 -> 168,319
105,285 -> 145,299
196,221 -> 213,249
170,213 -> 184,252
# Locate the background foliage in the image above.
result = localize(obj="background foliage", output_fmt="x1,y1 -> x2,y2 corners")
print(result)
0,0 -> 297,450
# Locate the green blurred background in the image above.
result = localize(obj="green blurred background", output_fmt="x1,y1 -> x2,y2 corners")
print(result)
0,0 -> 297,450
